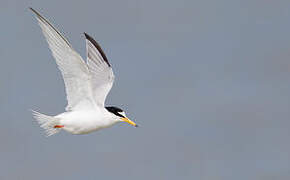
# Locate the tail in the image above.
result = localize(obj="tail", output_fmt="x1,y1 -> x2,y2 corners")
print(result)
31,110 -> 61,136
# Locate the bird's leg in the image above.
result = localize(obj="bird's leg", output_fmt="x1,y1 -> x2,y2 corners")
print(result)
54,125 -> 64,128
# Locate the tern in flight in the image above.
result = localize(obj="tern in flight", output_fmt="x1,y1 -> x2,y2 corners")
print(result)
30,8 -> 137,136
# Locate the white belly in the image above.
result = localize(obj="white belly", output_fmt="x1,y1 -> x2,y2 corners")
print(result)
56,110 -> 116,134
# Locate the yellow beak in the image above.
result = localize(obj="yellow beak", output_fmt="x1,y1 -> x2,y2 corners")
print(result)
121,117 -> 138,127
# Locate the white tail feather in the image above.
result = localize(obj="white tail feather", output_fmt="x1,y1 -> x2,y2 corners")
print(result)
31,110 -> 61,136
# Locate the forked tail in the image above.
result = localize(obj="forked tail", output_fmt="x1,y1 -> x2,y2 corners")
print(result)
31,110 -> 61,136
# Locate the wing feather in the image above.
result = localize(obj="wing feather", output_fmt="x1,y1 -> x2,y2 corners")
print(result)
30,8 -> 96,111
84,33 -> 114,107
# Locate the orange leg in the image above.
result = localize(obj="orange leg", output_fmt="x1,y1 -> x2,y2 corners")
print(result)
54,125 -> 64,128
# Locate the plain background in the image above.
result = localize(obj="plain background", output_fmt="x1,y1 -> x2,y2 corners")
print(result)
1,0 -> 290,179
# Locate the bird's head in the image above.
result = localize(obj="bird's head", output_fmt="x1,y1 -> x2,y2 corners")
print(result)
105,106 -> 138,127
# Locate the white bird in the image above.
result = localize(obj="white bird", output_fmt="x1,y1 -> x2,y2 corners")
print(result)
30,8 -> 137,136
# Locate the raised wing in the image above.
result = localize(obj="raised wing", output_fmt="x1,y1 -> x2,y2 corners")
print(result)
84,33 -> 114,107
30,8 -> 96,111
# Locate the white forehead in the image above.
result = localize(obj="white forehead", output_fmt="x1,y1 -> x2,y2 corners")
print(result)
119,111 -> 126,117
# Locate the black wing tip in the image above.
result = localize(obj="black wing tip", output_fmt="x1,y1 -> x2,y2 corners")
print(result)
84,32 -> 111,67
29,7 -> 41,15
29,7 -> 43,20
29,7 -> 37,14
84,32 -> 90,39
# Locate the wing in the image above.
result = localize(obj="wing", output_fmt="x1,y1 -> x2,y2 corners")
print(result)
30,8 -> 96,111
84,33 -> 114,107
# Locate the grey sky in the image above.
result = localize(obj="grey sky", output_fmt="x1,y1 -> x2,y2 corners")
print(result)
1,0 -> 290,179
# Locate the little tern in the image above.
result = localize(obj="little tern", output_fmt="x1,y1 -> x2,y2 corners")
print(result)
30,8 -> 137,136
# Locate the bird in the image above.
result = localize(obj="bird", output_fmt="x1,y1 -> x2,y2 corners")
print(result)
30,8 -> 137,136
